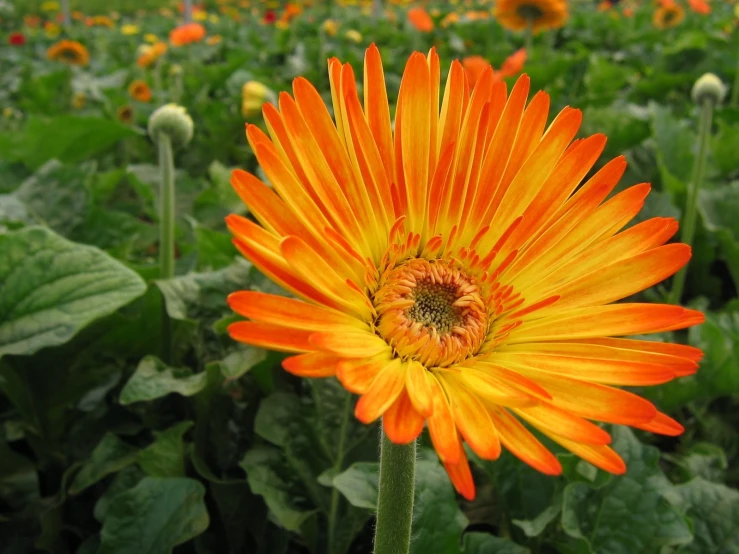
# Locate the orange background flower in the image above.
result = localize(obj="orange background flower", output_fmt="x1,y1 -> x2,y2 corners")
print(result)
169,22 -> 206,46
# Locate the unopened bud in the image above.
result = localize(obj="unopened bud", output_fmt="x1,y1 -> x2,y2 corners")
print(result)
241,81 -> 275,118
691,73 -> 727,105
148,103 -> 193,148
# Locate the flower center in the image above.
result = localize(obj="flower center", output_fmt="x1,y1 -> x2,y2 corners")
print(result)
373,258 -> 488,368
516,4 -> 544,21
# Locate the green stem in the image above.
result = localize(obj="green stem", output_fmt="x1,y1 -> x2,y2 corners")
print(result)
328,393 -> 352,554
158,133 -> 176,363
525,19 -> 534,53
732,38 -> 739,107
373,429 -> 416,554
668,99 -> 713,304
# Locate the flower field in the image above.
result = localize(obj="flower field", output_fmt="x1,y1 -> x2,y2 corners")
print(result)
1,0 -> 739,553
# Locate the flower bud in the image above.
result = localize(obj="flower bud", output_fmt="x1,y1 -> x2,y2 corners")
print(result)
344,29 -> 363,43
322,18 -> 338,36
241,81 -> 275,118
691,73 -> 727,105
148,103 -> 194,148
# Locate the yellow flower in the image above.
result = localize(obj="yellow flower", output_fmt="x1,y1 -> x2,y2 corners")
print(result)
653,3 -> 685,28
44,22 -> 61,38
206,34 -> 223,45
117,105 -> 134,125
344,29 -> 363,43
241,81 -> 274,118
225,45 -> 704,501
193,10 -> 208,21
71,91 -> 86,109
275,20 -> 289,29
144,33 -> 159,43
209,13 -> 220,23
40,1 -> 60,12
322,18 -> 339,36
121,24 -> 140,35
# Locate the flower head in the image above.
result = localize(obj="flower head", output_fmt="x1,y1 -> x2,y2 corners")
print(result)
687,0 -> 710,14
148,103 -> 194,148
344,29 -> 363,43
169,22 -> 206,46
47,40 -> 90,66
117,105 -> 134,125
692,73 -> 726,105
408,6 -> 434,31
263,9 -> 277,23
323,18 -> 339,36
653,3 -> 684,27
494,0 -> 568,33
121,24 -> 140,35
128,79 -> 152,102
137,41 -> 167,67
226,46 -> 704,499
242,81 -> 275,118
499,48 -> 527,79
8,32 -> 25,46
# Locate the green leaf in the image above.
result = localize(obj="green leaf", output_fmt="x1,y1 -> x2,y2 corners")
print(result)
69,433 -> 139,495
0,195 -> 31,229
666,478 -> 739,553
462,532 -> 530,554
119,356 -> 209,405
331,456 -> 468,554
240,445 -> 318,532
217,347 -> 267,380
138,421 -> 194,478
560,426 -> 692,553
98,477 -> 209,554
14,116 -> 138,170
0,439 -> 40,512
699,182 -> 739,291
0,227 -> 147,358
12,160 -> 94,237
650,102 -> 696,188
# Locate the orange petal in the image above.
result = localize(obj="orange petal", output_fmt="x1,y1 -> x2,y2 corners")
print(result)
405,360 -> 434,417
489,406 -> 562,475
632,411 -> 684,436
282,352 -> 342,377
337,354 -> 393,393
228,291 -> 366,331
228,321 -> 313,353
514,403 -> 612,445
310,331 -> 390,358
383,390 -> 425,444
549,435 -> 626,474
426,373 -> 462,464
354,359 -> 406,423
441,374 -> 501,460
443,450 -> 476,500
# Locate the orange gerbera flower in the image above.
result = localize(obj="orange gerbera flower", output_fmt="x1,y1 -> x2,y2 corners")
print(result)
499,48 -> 527,79
137,41 -> 167,68
688,0 -> 711,14
128,79 -> 152,102
653,3 -> 685,27
47,39 -> 90,66
408,7 -> 434,31
225,46 -> 704,499
495,0 -> 568,33
169,22 -> 206,46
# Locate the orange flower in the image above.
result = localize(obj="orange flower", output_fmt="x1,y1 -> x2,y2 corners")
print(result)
499,48 -> 527,79
117,105 -> 134,125
462,56 -> 489,88
225,46 -> 704,500
408,7 -> 434,31
137,42 -> 167,68
128,79 -> 152,102
494,0 -> 568,33
47,39 -> 90,66
169,22 -> 206,46
653,3 -> 685,27
688,0 -> 711,14
623,6 -> 634,17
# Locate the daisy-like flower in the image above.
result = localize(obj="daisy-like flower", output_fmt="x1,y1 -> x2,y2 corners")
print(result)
47,40 -> 90,66
494,0 -> 568,33
169,22 -> 206,46
128,79 -> 152,102
226,46 -> 704,499
653,2 -> 685,28
408,6 -> 434,31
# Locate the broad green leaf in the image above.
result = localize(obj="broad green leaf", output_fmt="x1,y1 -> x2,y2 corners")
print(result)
14,116 -> 138,170
119,356 -> 209,405
666,478 -> 739,554
192,224 -> 238,271
0,194 -> 31,229
12,160 -> 94,237
138,421 -> 194,478
0,439 -> 40,512
98,477 -> 209,554
217,347 -> 267,380
699,182 -> 739,291
462,533 -> 530,554
240,445 -> 318,532
69,433 -> 139,495
581,104 -> 650,158
560,426 -> 691,553
650,102 -> 695,188
94,466 -> 146,523
331,456 -> 468,554
0,227 -> 147,358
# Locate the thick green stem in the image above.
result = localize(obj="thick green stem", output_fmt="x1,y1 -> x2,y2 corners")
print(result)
373,430 -> 416,554
158,133 -> 176,363
732,41 -> 739,107
328,394 -> 352,554
668,99 -> 713,304
525,21 -> 534,53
